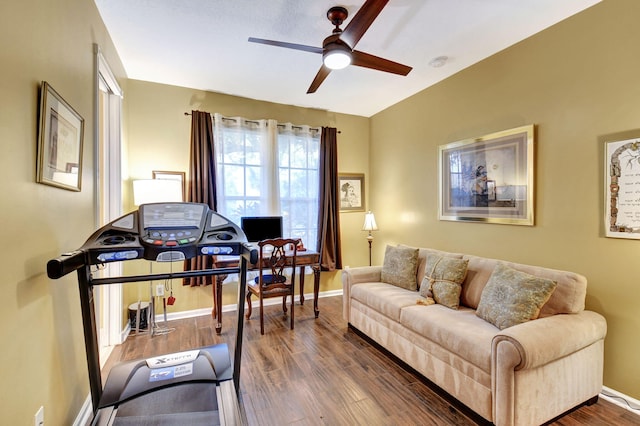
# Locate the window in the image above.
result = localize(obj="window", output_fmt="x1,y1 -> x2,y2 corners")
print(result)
213,114 -> 320,248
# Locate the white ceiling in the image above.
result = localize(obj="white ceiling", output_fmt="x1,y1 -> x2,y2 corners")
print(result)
94,0 -> 600,117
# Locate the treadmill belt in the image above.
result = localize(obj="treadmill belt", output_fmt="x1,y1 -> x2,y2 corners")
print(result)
114,412 -> 217,426
113,383 -> 220,426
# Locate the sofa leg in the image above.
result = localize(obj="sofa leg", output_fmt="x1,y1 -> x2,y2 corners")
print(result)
586,395 -> 599,406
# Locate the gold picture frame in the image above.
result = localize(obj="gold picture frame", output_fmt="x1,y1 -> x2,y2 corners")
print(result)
438,125 -> 535,225
339,173 -> 365,212
36,81 -> 85,191
605,137 -> 640,239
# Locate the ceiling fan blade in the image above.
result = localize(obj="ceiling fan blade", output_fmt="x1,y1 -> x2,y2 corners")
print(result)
351,50 -> 412,75
248,37 -> 322,54
340,0 -> 390,49
307,65 -> 332,94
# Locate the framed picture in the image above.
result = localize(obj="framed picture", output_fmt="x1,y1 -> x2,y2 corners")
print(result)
339,173 -> 365,212
36,81 -> 85,191
152,170 -> 186,200
605,137 -> 640,239
438,124 -> 535,225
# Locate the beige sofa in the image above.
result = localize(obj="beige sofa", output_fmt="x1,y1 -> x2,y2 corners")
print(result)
342,246 -> 607,426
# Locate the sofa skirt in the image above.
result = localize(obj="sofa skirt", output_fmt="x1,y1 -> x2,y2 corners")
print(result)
349,299 -> 493,422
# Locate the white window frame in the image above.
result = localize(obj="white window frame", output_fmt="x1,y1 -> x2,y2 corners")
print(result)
94,44 -> 124,365
213,115 -> 321,249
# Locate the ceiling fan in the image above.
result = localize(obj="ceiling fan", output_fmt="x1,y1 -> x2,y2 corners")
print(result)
248,0 -> 413,93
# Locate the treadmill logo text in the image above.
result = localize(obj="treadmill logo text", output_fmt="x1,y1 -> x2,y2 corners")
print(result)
149,363 -> 193,382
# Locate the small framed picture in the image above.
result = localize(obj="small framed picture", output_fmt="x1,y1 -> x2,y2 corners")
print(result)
339,173 -> 365,212
36,81 -> 85,191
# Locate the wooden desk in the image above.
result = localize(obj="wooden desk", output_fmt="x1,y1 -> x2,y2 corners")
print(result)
211,250 -> 321,334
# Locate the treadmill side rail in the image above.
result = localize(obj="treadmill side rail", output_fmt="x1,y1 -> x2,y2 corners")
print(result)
218,380 -> 245,426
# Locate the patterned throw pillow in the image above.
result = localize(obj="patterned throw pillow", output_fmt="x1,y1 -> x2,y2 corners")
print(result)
380,245 -> 420,290
419,255 -> 469,309
476,263 -> 558,330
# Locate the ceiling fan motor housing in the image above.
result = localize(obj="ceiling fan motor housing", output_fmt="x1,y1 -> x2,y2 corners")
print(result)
327,6 -> 348,33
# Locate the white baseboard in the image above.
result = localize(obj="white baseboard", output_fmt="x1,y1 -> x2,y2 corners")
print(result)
73,394 -> 92,426
601,386 -> 640,416
153,288 -> 343,322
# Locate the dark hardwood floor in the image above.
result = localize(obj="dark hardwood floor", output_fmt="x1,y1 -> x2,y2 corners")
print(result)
103,295 -> 640,425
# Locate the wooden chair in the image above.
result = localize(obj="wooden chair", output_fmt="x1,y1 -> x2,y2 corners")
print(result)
246,238 -> 300,335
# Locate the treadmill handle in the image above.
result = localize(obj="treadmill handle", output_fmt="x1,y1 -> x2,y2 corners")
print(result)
47,250 -> 86,279
243,243 -> 259,265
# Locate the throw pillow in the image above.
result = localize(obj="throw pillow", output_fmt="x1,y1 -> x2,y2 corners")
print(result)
416,296 -> 435,306
476,263 -> 558,330
380,245 -> 420,290
419,255 -> 469,309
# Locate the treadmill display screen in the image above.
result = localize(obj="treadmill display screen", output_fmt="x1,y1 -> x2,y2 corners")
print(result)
142,203 -> 205,229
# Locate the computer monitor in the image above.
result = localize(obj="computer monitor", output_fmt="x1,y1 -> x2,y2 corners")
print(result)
240,216 -> 283,242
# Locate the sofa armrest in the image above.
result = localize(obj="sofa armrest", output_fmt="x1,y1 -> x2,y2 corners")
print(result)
491,311 -> 606,425
342,266 -> 382,286
493,310 -> 607,370
341,266 -> 382,321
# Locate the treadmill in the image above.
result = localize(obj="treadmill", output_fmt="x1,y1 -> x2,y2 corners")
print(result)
47,202 -> 257,425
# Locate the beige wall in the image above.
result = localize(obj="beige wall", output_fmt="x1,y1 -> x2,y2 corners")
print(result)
370,0 -> 640,399
0,0 -> 126,424
123,80 -> 370,314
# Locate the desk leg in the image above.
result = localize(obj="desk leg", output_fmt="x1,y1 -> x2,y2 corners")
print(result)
313,266 -> 320,318
214,277 -> 222,334
211,280 -> 216,319
299,266 -> 305,306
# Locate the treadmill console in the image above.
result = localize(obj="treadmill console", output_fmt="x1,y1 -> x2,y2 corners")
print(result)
50,203 -> 251,274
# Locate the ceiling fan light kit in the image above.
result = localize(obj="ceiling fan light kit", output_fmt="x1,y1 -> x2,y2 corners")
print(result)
248,0 -> 412,93
323,43 -> 352,70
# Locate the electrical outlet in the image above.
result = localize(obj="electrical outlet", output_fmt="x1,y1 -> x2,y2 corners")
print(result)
155,284 -> 165,297
34,406 -> 44,426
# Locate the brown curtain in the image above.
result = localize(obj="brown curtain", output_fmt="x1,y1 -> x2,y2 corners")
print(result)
317,127 -> 342,270
183,110 -> 218,286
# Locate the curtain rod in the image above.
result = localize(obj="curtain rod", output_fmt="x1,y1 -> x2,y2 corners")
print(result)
183,112 -> 333,133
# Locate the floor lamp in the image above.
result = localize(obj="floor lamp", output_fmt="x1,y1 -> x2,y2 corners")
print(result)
362,211 -> 378,266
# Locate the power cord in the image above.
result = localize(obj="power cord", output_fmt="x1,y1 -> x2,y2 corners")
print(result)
600,390 -> 640,412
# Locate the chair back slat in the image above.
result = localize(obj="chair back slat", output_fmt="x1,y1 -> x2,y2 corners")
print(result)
258,238 -> 300,290
248,237 -> 302,334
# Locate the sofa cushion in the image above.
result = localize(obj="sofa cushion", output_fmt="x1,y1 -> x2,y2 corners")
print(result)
351,282 -> 419,322
400,304 -> 499,373
419,255 -> 469,309
380,245 -> 419,290
476,263 -> 558,330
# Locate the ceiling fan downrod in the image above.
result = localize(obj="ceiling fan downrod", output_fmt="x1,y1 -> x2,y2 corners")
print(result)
327,6 -> 348,34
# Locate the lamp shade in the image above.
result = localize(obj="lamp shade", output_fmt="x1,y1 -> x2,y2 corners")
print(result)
362,211 -> 378,232
133,179 -> 183,206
